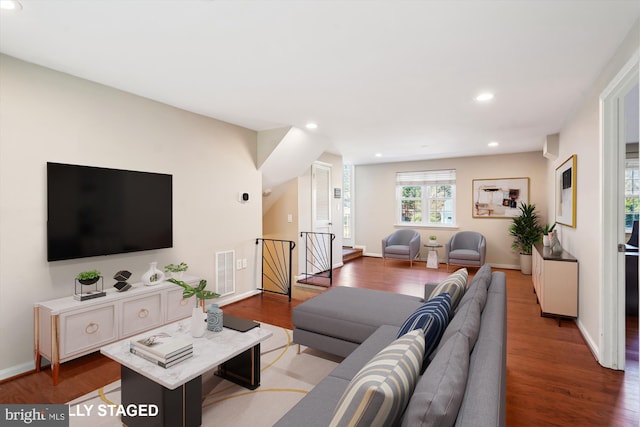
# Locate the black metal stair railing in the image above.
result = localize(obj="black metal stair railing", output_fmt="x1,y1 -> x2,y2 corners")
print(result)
255,238 -> 296,301
299,231 -> 335,286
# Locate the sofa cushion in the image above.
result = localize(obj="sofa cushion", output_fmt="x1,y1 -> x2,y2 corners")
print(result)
329,329 -> 425,427
429,268 -> 468,309
468,263 -> 492,290
457,264 -> 491,311
401,332 -> 470,427
329,325 -> 400,382
273,376 -> 351,427
430,296 -> 481,362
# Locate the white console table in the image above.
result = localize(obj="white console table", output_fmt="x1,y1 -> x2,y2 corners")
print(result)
532,243 -> 578,325
34,276 -> 200,385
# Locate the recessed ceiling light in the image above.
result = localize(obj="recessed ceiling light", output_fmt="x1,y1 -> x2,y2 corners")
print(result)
0,0 -> 22,11
375,153 -> 382,158
488,141 -> 499,147
475,92 -> 494,102
305,123 -> 318,130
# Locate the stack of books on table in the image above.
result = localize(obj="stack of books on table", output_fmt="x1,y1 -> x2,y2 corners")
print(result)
129,333 -> 193,368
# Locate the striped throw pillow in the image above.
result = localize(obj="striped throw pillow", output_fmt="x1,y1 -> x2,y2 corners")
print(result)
396,293 -> 452,361
329,329 -> 425,427
428,268 -> 468,309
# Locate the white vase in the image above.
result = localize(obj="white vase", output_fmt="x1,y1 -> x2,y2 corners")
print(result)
141,261 -> 165,286
543,235 -> 550,246
191,307 -> 206,337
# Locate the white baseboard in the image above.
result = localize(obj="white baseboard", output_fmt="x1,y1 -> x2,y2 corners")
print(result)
576,317 -> 602,366
218,289 -> 261,307
0,360 -> 35,382
489,263 -> 521,270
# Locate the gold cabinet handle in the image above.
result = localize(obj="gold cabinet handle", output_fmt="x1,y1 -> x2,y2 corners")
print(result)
179,299 -> 189,306
138,308 -> 149,318
85,323 -> 99,334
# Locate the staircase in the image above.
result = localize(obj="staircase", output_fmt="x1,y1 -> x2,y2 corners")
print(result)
342,247 -> 363,263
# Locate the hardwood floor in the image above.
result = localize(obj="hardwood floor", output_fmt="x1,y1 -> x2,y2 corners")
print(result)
1,257 -> 638,426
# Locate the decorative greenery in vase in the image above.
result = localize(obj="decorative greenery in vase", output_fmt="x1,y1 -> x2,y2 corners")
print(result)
76,270 -> 101,285
509,203 -> 543,255
543,223 -> 556,236
429,235 -> 437,241
169,278 -> 219,308
165,262 -> 188,279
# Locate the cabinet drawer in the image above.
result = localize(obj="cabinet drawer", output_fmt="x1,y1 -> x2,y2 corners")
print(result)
166,287 -> 196,322
61,305 -> 117,358
121,293 -> 163,337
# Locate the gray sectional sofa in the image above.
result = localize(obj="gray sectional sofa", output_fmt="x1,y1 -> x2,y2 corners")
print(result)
274,264 -> 506,427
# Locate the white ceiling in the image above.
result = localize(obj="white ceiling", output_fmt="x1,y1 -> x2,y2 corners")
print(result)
1,1 -> 638,165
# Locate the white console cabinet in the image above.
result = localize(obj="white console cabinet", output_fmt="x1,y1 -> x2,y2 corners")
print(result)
34,276 -> 200,385
532,243 -> 578,325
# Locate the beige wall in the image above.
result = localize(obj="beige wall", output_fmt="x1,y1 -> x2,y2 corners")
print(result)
262,177 -> 299,278
545,20 -> 639,358
354,152 -> 548,268
0,55 -> 262,378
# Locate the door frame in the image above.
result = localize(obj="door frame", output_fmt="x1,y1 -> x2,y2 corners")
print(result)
311,161 -> 332,232
600,48 -> 639,370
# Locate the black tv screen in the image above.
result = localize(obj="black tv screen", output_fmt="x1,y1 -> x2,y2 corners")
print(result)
47,162 -> 173,261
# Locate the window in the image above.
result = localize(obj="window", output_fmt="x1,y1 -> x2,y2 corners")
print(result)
397,169 -> 456,226
343,164 -> 352,240
625,157 -> 639,231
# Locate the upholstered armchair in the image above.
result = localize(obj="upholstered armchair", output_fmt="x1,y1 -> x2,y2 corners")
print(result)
445,231 -> 486,271
381,229 -> 421,267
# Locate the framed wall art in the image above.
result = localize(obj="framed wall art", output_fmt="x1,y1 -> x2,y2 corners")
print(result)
472,177 -> 530,218
555,154 -> 577,228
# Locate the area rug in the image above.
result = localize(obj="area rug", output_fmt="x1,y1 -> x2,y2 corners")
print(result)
67,323 -> 341,427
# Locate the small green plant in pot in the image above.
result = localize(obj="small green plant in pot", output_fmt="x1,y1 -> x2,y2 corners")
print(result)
165,262 -> 188,279
509,202 -> 543,275
76,270 -> 101,285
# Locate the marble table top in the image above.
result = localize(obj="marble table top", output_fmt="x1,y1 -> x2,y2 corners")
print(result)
100,317 -> 273,390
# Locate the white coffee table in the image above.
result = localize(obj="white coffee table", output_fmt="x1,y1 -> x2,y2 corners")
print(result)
101,316 -> 272,427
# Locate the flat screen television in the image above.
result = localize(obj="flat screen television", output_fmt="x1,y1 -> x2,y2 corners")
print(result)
47,162 -> 173,261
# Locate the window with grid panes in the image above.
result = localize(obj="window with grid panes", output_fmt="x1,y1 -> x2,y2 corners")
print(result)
396,170 -> 456,226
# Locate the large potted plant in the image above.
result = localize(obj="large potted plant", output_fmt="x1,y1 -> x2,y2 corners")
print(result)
509,202 -> 543,275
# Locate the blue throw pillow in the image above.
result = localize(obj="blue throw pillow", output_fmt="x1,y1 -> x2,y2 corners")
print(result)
396,293 -> 452,360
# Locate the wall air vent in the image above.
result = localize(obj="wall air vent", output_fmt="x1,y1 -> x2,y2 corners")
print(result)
216,250 -> 235,296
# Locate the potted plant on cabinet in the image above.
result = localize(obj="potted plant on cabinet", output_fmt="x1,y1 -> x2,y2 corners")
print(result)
509,202 -> 543,275
76,270 -> 101,285
164,262 -> 188,280
169,278 -> 220,337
